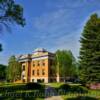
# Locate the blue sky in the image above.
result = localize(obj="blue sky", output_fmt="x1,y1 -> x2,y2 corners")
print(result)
0,0 -> 100,65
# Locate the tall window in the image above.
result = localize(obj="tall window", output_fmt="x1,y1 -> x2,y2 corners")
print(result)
22,65 -> 25,70
32,70 -> 35,75
42,60 -> 45,66
33,62 -> 35,67
32,79 -> 34,82
22,75 -> 25,79
37,61 -> 40,66
42,69 -> 45,75
37,69 -> 39,75
22,79 -> 25,83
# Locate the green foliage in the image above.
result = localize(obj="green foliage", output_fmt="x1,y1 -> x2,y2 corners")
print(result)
6,55 -> 21,82
0,0 -> 25,27
67,96 -> 98,100
58,84 -> 88,93
0,0 -> 25,52
79,13 -> 100,83
0,84 -> 26,92
0,83 -> 45,99
0,44 -> 2,51
55,50 -> 78,79
58,84 -> 71,91
1,90 -> 45,99
0,64 -> 7,80
70,85 -> 88,93
0,83 -> 44,92
26,82 -> 45,90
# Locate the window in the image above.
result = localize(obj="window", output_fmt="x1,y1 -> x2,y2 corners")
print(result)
42,60 -> 45,66
37,79 -> 42,83
22,65 -> 25,70
22,74 -> 25,80
42,79 -> 44,82
32,79 -> 34,82
33,62 -> 35,67
22,79 -> 25,83
42,69 -> 45,75
37,61 -> 40,66
22,75 -> 25,78
32,70 -> 35,75
37,70 -> 39,75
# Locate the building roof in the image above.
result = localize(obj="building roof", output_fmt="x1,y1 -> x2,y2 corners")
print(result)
33,48 -> 47,53
18,48 -> 54,62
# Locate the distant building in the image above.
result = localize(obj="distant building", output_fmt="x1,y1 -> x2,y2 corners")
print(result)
18,48 -> 56,83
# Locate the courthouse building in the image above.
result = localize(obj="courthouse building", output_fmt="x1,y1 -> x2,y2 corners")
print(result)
18,48 -> 56,83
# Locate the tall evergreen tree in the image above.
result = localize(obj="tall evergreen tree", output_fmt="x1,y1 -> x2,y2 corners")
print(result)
79,14 -> 100,84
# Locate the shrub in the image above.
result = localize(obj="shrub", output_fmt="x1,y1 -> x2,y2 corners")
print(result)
70,85 -> 88,93
0,84 -> 26,92
57,84 -> 88,94
58,84 -> 71,92
0,83 -> 45,93
26,82 -> 44,90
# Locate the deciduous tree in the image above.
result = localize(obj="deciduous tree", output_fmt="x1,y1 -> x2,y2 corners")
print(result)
55,50 -> 77,82
6,55 -> 21,82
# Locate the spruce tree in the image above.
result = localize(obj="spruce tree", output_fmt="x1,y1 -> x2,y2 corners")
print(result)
79,14 -> 100,84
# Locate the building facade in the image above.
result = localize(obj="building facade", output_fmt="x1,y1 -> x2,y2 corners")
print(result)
18,48 -> 56,83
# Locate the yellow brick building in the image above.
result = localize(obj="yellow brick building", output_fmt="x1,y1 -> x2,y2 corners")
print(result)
18,48 -> 56,83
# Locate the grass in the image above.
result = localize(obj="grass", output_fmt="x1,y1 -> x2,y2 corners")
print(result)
46,82 -> 82,88
45,82 -> 64,88
62,90 -> 100,100
0,82 -> 25,87
0,82 -> 100,100
45,83 -> 100,100
0,82 -> 45,100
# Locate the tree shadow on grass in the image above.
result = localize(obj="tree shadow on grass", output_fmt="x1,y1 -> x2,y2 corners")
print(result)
0,97 -> 44,100
57,84 -> 88,94
66,96 -> 98,100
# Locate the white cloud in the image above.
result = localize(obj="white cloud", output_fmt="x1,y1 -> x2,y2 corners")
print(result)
32,7 -> 84,58
33,8 -> 80,38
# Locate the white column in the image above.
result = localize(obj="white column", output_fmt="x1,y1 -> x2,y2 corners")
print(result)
45,77 -> 48,83
57,73 -> 60,82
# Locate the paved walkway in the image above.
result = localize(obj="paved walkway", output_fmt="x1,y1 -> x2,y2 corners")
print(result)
45,96 -> 63,100
44,85 -> 63,100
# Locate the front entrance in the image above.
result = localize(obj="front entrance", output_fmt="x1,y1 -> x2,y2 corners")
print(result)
22,79 -> 25,83
37,79 -> 44,83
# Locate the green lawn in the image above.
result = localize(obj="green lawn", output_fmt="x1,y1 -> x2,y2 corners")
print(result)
61,87 -> 100,100
46,83 -> 100,100
0,82 -> 100,100
0,82 -> 45,100
0,82 -> 25,87
45,82 -> 64,88
46,82 -> 81,88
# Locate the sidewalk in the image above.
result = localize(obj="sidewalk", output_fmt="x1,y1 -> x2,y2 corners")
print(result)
45,96 -> 63,100
45,85 -> 63,100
